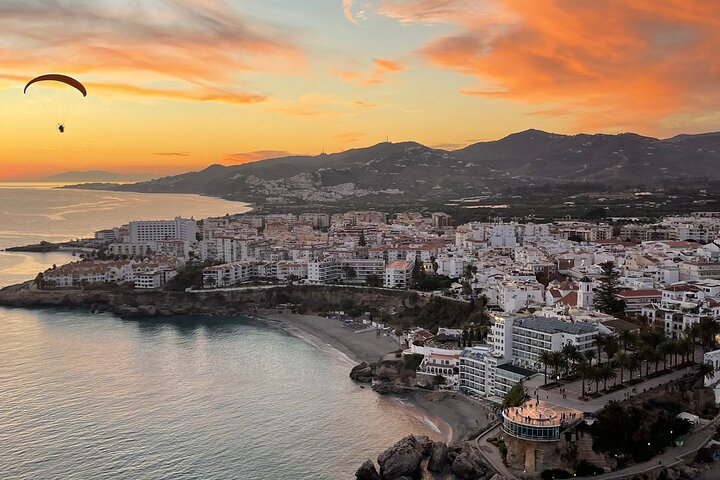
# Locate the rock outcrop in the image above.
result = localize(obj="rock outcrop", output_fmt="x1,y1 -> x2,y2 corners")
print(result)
427,441 -> 448,472
450,444 -> 489,480
350,362 -> 375,383
377,435 -> 425,480
355,459 -> 381,480
356,437 -> 492,479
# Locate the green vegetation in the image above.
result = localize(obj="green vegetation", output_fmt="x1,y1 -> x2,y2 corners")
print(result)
165,262 -> 217,291
502,383 -> 526,409
403,354 -> 424,371
412,297 -> 474,330
591,399 -> 692,464
487,437 -> 507,461
594,262 -> 627,315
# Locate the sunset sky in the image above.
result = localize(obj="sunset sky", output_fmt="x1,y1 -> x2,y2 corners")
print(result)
3,0 -> 720,179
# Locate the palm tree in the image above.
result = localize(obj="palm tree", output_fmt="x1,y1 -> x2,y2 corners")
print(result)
539,350 -> 553,385
590,366 -> 604,394
649,347 -> 664,374
659,341 -> 673,371
679,335 -> 694,365
584,349 -> 596,367
603,337 -> 620,366
576,358 -> 592,397
614,351 -> 632,385
694,318 -> 720,353
595,335 -> 608,365
628,353 -> 641,381
562,344 -> 581,376
550,351 -> 566,380
619,330 -> 636,350
699,362 -> 716,384
600,364 -> 616,391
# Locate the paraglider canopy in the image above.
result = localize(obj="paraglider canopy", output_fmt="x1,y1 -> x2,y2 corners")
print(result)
24,74 -> 87,97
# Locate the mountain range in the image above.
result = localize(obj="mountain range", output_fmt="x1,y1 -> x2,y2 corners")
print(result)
70,129 -> 720,208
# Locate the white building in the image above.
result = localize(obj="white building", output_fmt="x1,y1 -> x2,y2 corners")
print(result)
417,352 -> 459,389
308,259 -> 341,283
502,317 -> 599,370
129,216 -> 197,244
384,260 -> 414,288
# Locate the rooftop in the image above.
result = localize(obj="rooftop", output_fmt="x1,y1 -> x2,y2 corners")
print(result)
496,363 -> 536,377
514,317 -> 598,335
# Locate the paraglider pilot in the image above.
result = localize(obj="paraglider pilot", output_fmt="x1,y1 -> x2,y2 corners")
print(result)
57,124 -> 65,134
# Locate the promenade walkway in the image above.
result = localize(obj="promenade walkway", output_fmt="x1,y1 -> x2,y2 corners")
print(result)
474,423 -> 518,480
524,364 -> 698,413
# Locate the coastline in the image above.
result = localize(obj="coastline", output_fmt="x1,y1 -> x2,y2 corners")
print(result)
257,310 -> 492,444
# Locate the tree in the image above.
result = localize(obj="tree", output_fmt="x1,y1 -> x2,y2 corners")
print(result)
599,364 -> 615,391
603,337 -> 620,366
699,362 -> 715,384
594,335 -> 608,365
539,351 -> 553,385
628,353 -> 641,381
562,344 -> 581,376
343,265 -> 357,280
576,358 -> 592,397
584,349 -> 596,367
410,259 -> 426,289
689,318 -> 720,353
503,383 -> 526,408
593,262 -> 627,315
358,232 -> 367,247
619,330 -> 636,350
614,351 -> 632,385
550,351 -> 566,381
365,274 -> 383,287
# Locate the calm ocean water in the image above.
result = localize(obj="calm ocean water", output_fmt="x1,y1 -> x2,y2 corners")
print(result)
0,186 -> 434,479
0,310 -> 434,479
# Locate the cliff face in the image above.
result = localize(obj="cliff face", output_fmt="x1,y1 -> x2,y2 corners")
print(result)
0,285 -> 426,319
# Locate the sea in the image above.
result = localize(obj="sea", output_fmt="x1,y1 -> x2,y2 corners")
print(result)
0,185 -> 435,479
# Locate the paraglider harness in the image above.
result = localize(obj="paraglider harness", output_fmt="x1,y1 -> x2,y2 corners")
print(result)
57,124 -> 65,134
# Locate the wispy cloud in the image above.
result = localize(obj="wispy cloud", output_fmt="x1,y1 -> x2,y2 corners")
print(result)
0,0 -> 303,105
331,57 -> 405,86
342,0 -> 358,24
352,100 -> 380,108
153,151 -> 190,157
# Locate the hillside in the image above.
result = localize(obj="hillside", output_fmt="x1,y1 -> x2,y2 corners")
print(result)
68,130 -> 720,209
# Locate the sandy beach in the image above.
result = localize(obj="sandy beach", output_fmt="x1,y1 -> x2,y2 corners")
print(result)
259,310 -> 401,364
258,310 -> 494,444
403,391 -> 495,443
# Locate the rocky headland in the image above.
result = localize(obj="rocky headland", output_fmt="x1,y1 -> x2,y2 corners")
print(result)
0,283 -> 425,319
355,434 -> 493,480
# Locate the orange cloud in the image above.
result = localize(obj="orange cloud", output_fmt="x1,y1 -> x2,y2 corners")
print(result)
224,150 -> 293,164
153,152 -> 190,157
375,0 -> 720,134
352,100 -> 380,108
88,82 -> 267,104
373,58 -> 404,72
343,0 -> 358,24
331,58 -> 405,86
0,1 -> 302,105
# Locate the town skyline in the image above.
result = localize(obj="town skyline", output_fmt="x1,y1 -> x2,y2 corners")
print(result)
4,1 -> 720,179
